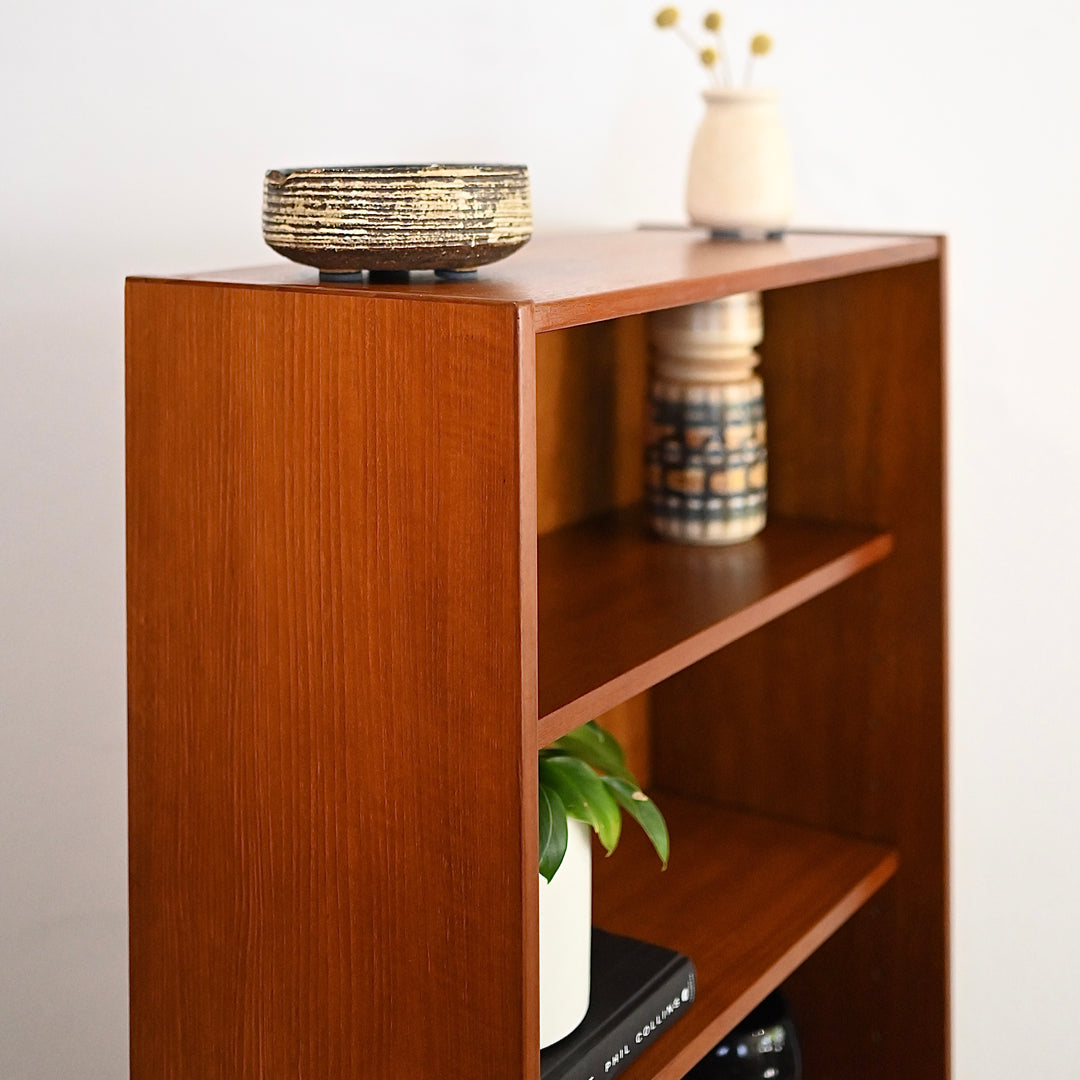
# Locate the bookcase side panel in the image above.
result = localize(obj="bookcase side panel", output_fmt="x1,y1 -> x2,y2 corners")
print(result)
651,260 -> 948,1078
126,284 -> 535,1080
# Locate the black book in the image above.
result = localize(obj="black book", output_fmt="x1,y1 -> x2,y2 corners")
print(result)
541,929 -> 696,1080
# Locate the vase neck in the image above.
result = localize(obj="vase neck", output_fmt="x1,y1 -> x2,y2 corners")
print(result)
701,87 -> 779,105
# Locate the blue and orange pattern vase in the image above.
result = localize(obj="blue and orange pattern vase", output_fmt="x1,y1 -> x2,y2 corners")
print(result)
646,293 -> 767,544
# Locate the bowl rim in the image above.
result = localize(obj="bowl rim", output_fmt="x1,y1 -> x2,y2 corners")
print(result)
266,163 -> 529,184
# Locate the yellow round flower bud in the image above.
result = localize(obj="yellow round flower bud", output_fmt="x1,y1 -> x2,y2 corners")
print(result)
700,46 -> 718,67
750,32 -> 773,56
655,7 -> 679,27
703,11 -> 723,31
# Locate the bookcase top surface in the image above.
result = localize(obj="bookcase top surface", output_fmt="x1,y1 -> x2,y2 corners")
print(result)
131,228 -> 941,332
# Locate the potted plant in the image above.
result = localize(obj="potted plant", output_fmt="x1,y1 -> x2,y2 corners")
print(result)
538,720 -> 669,1047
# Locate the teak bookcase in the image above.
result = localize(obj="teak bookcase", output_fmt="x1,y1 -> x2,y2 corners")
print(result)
126,230 -> 948,1080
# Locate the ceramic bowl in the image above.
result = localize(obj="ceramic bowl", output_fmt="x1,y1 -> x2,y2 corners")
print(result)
262,164 -> 532,275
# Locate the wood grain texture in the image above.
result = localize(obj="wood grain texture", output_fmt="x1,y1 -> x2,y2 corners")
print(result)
534,315 -> 652,777
126,283 -> 536,1079
537,509 -> 892,743
134,230 -> 941,332
126,232 -> 947,1080
592,795 -> 898,1080
535,317 -> 648,536
651,258 -> 947,1079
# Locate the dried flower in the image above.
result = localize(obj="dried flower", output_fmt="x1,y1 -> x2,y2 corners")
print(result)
654,7 -> 774,88
703,10 -> 731,84
744,31 -> 773,85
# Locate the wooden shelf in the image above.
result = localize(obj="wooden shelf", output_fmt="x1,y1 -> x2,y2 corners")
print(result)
146,229 -> 941,332
592,795 -> 899,1080
126,230 -> 947,1080
537,508 -> 893,742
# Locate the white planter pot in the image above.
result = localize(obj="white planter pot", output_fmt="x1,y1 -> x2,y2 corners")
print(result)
686,87 -> 794,237
538,818 -> 592,1048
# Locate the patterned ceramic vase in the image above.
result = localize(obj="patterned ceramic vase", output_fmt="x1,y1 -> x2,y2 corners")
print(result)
646,294 -> 767,544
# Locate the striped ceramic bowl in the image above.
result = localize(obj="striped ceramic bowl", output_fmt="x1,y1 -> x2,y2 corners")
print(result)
262,163 -> 532,274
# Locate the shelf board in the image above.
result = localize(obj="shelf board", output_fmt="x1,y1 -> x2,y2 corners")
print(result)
591,795 -> 899,1080
537,509 -> 893,743
140,230 -> 941,332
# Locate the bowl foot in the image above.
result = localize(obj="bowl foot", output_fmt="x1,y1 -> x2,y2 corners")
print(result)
434,268 -> 479,281
709,227 -> 787,242
368,270 -> 412,284
319,269 -> 366,282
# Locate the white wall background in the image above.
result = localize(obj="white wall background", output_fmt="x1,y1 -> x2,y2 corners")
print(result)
2,1 -> 1078,1076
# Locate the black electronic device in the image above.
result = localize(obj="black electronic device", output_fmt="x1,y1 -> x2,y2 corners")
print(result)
685,990 -> 801,1079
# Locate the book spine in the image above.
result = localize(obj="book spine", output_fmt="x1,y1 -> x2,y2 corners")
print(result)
562,962 -> 696,1080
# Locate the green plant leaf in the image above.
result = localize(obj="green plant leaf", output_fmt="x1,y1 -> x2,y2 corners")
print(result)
602,777 -> 670,869
549,721 -> 636,784
538,781 -> 569,883
539,755 -> 622,855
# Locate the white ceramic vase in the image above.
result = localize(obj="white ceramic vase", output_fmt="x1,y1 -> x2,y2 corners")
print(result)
686,88 -> 794,238
538,818 -> 592,1048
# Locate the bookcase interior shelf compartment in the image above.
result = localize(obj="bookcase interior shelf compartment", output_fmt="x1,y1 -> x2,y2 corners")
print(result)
592,796 -> 898,1080
126,229 -> 947,1080
538,508 -> 893,740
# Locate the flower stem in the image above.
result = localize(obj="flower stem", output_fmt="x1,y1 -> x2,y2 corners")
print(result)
718,31 -> 733,87
676,24 -> 699,56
